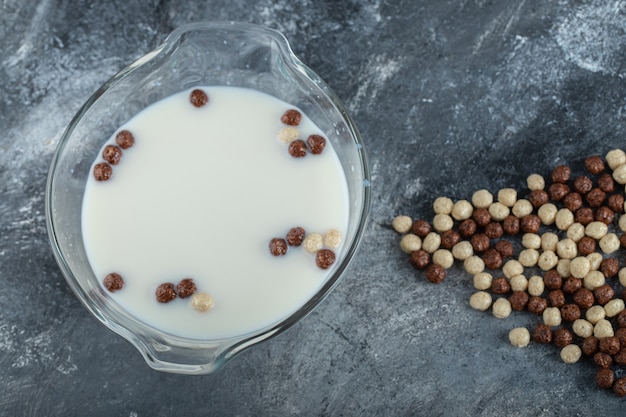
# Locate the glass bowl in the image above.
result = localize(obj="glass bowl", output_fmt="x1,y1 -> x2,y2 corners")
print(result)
45,21 -> 370,374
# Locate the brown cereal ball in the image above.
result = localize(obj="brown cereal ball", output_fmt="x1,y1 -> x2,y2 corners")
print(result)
563,277 -> 583,294
316,249 -> 336,269
439,230 -> 460,249
575,207 -> 594,225
102,144 -> 123,165
618,310 -> 626,328
115,130 -> 135,149
288,140 -> 308,158
494,240 -> 514,258
472,208 -> 491,227
269,238 -> 288,256
615,349 -> 626,366
103,273 -> 124,292
562,192 -> 583,212
600,336 -> 621,355
176,278 -> 196,298
306,134 -> 326,155
598,173 -> 615,193
411,220 -> 431,238
615,378 -> 626,397
93,162 -> 113,181
485,222 -> 504,239
577,236 -> 597,255
600,258 -> 619,278
552,165 -> 571,183
520,215 -> 541,233
156,283 -> 177,303
573,288 -> 595,309
596,368 -> 615,389
548,289 -> 566,308
594,285 -> 614,305
609,194 -> 625,213
190,89 -> 209,107
458,219 -> 477,237
553,328 -> 573,347
543,270 -> 563,290
621,234 -> 626,248
491,277 -> 511,295
470,234 -> 490,253
482,249 -> 503,269
533,323 -> 553,344
425,263 -> 446,283
410,249 -> 430,270
595,206 -> 614,225
573,176 -> 593,194
585,155 -> 606,174
286,227 -> 306,246
509,291 -> 529,311
502,215 -> 520,235
617,328 -> 626,346
548,183 -> 570,202
594,352 -> 614,369
586,188 -> 606,207
561,304 -> 581,322
281,109 -> 302,126
582,336 -> 600,356
528,297 -> 548,315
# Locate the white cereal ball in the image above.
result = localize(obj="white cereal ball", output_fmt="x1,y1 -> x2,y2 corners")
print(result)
613,164 -> 626,184
599,233 -> 620,254
488,202 -> 510,221
586,305 -> 606,324
566,223 -> 585,242
537,250 -> 558,271
619,267 -> 626,287
605,299 -> 625,318
583,270 -> 605,291
452,241 -> 474,260
541,232 -> 559,252
392,215 -> 413,234
433,213 -> 454,232
512,199 -> 533,217
399,234 -> 422,254
432,249 -> 454,269
323,229 -> 342,249
555,208 -> 574,231
572,319 -> 593,338
451,200 -> 473,221
556,239 -> 577,260
473,272 -> 493,290
522,233 -> 541,249
303,233 -> 324,253
510,274 -> 528,292
560,344 -> 582,364
472,189 -> 493,208
518,248 -> 539,267
585,221 -> 608,240
537,203 -> 558,225
464,256 -> 485,275
556,259 -> 571,278
570,257 -> 591,279
278,126 -> 299,143
594,318 -> 614,338
502,259 -> 524,278
433,197 -> 454,215
527,173 -> 545,190
498,188 -> 518,207
469,291 -> 492,311
619,214 -> 626,232
493,298 -> 512,319
528,275 -> 545,296
543,307 -> 562,327
587,253 -> 603,271
422,232 -> 441,253
509,327 -> 531,348
606,149 -> 626,170
191,292 -> 215,312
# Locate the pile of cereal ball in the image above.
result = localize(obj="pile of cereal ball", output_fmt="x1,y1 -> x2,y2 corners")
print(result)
392,149 -> 626,397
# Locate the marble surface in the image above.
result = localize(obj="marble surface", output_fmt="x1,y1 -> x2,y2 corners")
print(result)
2,0 -> 626,415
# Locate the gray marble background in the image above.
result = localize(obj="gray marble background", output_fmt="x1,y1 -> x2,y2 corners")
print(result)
2,0 -> 626,415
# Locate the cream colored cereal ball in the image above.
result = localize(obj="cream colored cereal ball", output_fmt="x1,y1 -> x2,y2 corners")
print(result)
583,270 -> 605,291
451,200 -> 473,221
488,202 -> 510,221
572,319 -> 593,338
543,307 -> 562,327
509,327 -> 531,348
452,241 -> 474,260
555,208 -> 574,231
433,213 -> 454,232
587,253 -> 603,271
566,223 -> 585,242
586,305 -> 606,324
493,298 -> 512,319
537,203 -> 557,225
324,229 -> 342,249
586,221 -> 608,240
594,318 -> 614,338
522,233 -> 541,249
541,232 -> 559,252
432,249 -> 454,269
518,248 -> 539,267
278,126 -> 299,143
613,164 -> 626,184
392,215 -> 413,234
191,292 -> 215,312
469,291 -> 492,311
606,149 -> 626,170
556,259 -> 571,278
619,214 -> 626,232
537,250 -> 558,271
528,275 -> 545,297
472,189 -> 493,209
560,344 -> 582,364
527,173 -> 545,190
464,256 -> 485,275
556,239 -> 577,260
570,257 -> 591,279
510,274 -> 528,292
498,188 -> 517,207
433,197 -> 454,215
502,259 -> 524,278
512,199 -> 533,218
619,267 -> 626,287
422,232 -> 441,253
473,272 -> 493,291
605,299 -> 625,318
303,233 -> 324,253
599,233 -> 620,254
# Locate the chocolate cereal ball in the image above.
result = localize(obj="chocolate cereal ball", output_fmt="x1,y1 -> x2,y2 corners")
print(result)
425,263 -> 446,283
410,249 -> 430,270
582,336 -> 599,356
533,323 -> 553,344
482,249 -> 503,269
527,296 -> 548,315
411,220 -> 431,238
596,368 -> 615,389
585,155 -> 605,174
553,328 -> 573,347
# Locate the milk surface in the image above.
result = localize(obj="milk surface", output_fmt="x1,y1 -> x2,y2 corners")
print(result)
81,86 -> 349,340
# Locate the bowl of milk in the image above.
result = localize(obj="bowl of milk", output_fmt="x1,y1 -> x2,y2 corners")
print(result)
45,22 -> 370,374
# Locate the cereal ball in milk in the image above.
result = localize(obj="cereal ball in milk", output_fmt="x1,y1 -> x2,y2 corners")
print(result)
191,292 -> 215,312
323,229 -> 342,249
303,233 -> 323,253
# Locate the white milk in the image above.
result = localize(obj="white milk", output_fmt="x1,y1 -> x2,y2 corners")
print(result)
81,86 -> 349,340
